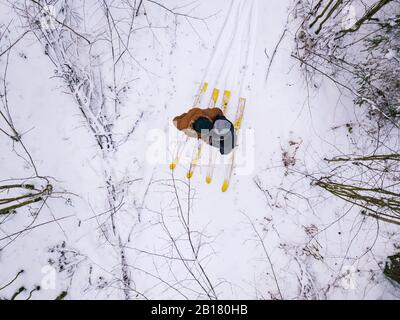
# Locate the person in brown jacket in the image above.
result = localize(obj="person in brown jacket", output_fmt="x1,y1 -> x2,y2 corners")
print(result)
173,107 -> 236,155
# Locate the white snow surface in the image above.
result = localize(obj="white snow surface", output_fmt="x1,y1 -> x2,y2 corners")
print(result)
0,0 -> 399,300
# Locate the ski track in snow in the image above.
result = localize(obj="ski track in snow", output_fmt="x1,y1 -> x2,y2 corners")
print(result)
0,0 -> 399,300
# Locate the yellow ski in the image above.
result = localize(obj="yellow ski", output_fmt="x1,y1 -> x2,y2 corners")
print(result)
221,97 -> 246,192
222,90 -> 231,114
170,82 -> 208,170
206,89 -> 232,184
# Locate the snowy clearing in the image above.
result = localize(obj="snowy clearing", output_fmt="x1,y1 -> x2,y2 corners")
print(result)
0,0 -> 399,300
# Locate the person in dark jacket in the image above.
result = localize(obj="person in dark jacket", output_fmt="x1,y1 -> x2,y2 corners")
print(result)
173,107 -> 236,155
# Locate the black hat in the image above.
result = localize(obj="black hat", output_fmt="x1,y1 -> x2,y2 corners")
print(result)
193,117 -> 213,134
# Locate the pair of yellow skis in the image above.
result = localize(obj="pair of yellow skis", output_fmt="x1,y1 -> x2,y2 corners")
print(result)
186,85 -> 222,179
170,82 -> 246,192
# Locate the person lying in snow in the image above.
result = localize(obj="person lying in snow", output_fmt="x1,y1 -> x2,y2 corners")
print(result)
173,107 -> 236,155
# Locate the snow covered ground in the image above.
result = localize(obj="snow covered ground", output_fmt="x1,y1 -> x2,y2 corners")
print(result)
0,0 -> 399,300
